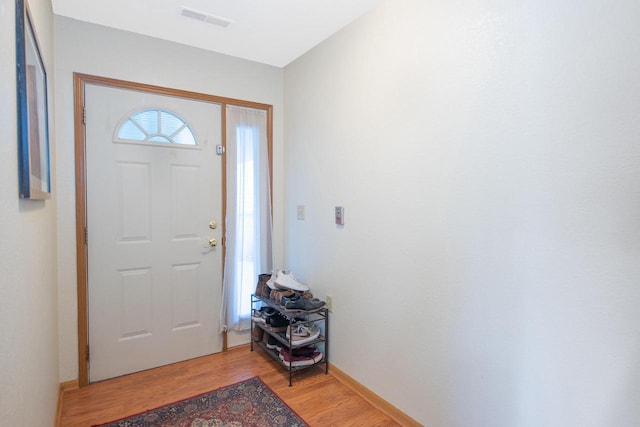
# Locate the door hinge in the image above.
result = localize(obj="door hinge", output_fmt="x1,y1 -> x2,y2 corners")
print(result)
85,344 -> 90,361
83,107 -> 86,125
84,226 -> 88,245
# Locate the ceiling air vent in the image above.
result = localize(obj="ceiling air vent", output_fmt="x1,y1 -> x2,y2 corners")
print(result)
180,7 -> 234,28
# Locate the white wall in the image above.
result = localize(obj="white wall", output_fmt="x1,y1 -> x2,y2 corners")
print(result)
284,0 -> 640,425
0,0 -> 59,424
54,16 -> 285,381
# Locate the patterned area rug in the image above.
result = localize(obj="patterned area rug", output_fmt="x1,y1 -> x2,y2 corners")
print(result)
94,377 -> 308,427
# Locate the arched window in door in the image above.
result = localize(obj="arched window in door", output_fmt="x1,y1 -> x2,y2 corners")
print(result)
116,109 -> 197,146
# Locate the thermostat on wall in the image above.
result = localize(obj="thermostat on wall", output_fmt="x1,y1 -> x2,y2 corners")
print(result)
335,206 -> 344,225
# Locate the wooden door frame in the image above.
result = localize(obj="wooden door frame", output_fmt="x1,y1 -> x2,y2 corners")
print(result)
74,73 -> 273,386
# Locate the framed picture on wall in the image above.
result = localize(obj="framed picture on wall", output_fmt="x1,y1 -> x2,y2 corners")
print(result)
16,0 -> 51,200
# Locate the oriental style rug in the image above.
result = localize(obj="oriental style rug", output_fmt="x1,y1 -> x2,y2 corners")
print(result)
94,377 -> 308,427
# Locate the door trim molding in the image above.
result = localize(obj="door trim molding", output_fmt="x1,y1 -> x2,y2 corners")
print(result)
74,73 -> 273,386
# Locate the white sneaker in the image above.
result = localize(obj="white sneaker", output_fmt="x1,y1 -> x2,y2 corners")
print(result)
286,323 -> 320,346
274,270 -> 310,292
266,269 -> 279,290
252,310 -> 265,324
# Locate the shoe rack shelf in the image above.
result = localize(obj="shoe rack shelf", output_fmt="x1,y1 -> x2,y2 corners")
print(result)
250,294 -> 329,386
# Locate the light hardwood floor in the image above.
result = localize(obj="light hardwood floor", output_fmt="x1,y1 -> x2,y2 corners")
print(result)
59,345 -> 403,426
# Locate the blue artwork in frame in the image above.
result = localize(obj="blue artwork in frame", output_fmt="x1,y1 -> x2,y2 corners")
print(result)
16,0 -> 51,199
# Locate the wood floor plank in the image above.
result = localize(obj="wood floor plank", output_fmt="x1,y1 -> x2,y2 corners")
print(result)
59,345 -> 402,426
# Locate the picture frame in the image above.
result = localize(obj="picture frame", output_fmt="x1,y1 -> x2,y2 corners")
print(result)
16,0 -> 51,199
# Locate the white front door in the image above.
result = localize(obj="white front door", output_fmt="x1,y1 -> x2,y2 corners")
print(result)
85,84 -> 223,382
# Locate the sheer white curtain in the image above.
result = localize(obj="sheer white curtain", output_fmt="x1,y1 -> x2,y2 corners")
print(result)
221,106 -> 273,332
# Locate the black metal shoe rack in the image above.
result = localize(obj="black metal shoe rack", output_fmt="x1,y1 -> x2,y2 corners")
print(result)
250,294 -> 329,386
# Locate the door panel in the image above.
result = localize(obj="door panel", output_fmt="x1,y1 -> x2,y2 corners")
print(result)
85,84 -> 223,382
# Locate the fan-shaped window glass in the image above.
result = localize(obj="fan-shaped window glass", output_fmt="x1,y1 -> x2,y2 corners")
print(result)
117,109 -> 197,146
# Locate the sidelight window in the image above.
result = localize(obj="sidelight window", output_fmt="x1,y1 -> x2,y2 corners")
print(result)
221,105 -> 273,332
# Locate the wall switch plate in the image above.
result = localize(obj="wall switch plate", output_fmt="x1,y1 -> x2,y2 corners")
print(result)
326,295 -> 333,312
297,205 -> 306,220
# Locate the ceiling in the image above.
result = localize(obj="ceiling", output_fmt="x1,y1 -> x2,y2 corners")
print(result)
51,0 -> 383,68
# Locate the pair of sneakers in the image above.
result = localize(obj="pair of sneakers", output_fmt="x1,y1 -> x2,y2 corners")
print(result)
279,346 -> 323,367
266,270 -> 310,292
284,294 -> 326,311
252,307 -> 276,324
286,322 -> 320,346
267,312 -> 290,333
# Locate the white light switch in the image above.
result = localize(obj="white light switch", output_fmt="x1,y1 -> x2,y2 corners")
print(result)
297,205 -> 306,220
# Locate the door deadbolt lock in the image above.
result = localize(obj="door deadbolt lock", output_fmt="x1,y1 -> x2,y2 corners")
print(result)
209,220 -> 218,230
